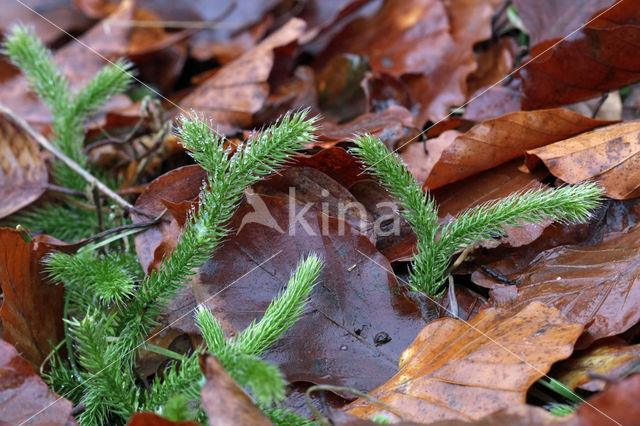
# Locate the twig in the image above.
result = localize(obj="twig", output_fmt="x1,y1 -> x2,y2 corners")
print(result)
72,210 -> 166,249
0,102 -> 134,211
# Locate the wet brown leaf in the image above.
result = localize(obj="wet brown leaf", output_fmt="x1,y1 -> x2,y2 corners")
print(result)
526,121 -> 640,199
345,302 -> 582,423
574,373 -> 640,425
486,224 -> 640,348
200,354 -> 274,426
553,337 -> 640,392
0,112 -> 47,220
0,338 -> 75,425
177,18 -> 306,134
423,109 -> 614,189
0,228 -> 73,369
193,194 -> 425,392
520,1 -> 640,110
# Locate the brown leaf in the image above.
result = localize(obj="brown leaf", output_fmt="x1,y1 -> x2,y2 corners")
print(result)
127,412 -> 198,426
520,1 -> 640,110
423,109 -> 614,189
525,121 -> 640,199
0,112 -> 47,220
344,302 -> 583,423
465,38 -> 516,98
574,373 -> 640,426
0,338 -> 75,425
193,194 -> 425,392
177,18 -> 306,133
512,0 -> 615,47
553,337 -> 640,392
199,354 -> 273,426
486,224 -> 640,348
0,228 -> 72,369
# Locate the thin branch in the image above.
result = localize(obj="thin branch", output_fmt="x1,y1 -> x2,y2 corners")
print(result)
0,102 -> 134,211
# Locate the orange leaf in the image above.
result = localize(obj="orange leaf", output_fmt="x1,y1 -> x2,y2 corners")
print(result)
526,121 -> 640,199
0,112 -> 47,220
423,109 -> 614,189
345,302 -> 582,423
0,228 -> 71,368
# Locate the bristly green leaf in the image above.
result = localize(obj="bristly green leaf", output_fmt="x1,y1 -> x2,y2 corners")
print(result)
351,134 -> 603,295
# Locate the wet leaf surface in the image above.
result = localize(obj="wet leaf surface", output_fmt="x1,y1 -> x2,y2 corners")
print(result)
0,338 -> 75,425
345,302 -> 582,422
193,194 -> 425,392
574,373 -> 640,425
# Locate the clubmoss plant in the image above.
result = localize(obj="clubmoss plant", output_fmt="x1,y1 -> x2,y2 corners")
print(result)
3,26 -> 133,240
44,111 -> 323,425
351,134 -> 602,296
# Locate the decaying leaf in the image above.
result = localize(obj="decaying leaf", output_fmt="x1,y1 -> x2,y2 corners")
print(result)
345,302 -> 582,423
423,109 -> 614,189
200,354 -> 273,426
0,112 -> 47,219
520,1 -> 640,110
573,373 -> 640,425
0,338 -> 75,425
526,121 -> 640,199
0,228 -> 72,369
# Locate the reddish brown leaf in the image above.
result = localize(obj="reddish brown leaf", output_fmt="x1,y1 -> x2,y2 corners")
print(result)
0,229 -> 72,368
574,373 -> 640,426
345,302 -> 583,423
177,18 -> 306,133
127,412 -> 198,426
465,38 -> 516,98
316,106 -> 419,150
553,337 -> 640,392
526,121 -> 640,199
486,223 -> 640,348
512,0 -> 615,47
0,112 -> 47,220
423,109 -> 614,189
289,147 -> 369,189
193,194 -> 425,392
520,1 -> 640,110
200,355 -> 273,426
462,85 -> 522,122
0,338 -> 75,425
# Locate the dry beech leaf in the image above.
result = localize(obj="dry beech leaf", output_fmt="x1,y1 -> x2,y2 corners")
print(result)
553,337 -> 640,392
344,302 -> 583,423
127,412 -> 198,426
520,1 -> 640,110
0,112 -> 47,219
526,121 -> 640,199
0,339 -> 75,425
0,228 -> 73,369
487,224 -> 640,348
200,355 -> 273,426
423,109 -> 614,190
178,18 -> 306,133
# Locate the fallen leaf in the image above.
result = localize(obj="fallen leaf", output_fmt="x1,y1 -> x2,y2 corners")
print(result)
465,38 -> 515,98
423,109 -> 614,189
525,121 -> 640,199
289,147 -> 369,189
177,18 -> 306,133
462,85 -> 522,122
574,373 -> 640,426
127,412 -> 198,426
553,337 -> 640,392
486,223 -> 640,348
512,0 -> 615,47
193,194 -> 425,392
200,354 -> 273,426
0,228 -> 72,369
0,112 -> 47,219
520,1 -> 640,110
345,302 -> 583,423
0,338 -> 75,425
